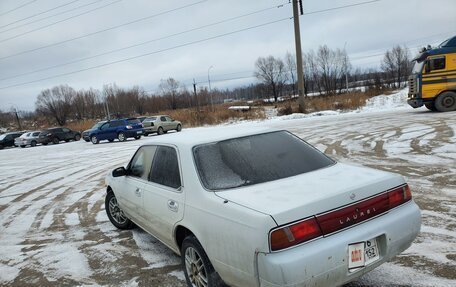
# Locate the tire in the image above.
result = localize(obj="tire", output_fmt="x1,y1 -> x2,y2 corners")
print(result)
157,127 -> 164,135
65,139 -> 70,142
52,138 -> 59,144
84,139 -> 90,142
425,102 -> 437,111
177,124 -> 182,132
91,135 -> 99,144
105,192 -> 133,229
42,142 -> 48,146
144,132 -> 149,136
118,132 -> 126,142
20,145 -> 25,148
134,135 -> 141,140
181,235 -> 225,287
31,141 -> 37,147
435,91 -> 456,112
74,134 -> 81,141
0,145 -> 3,150
108,139 -> 114,142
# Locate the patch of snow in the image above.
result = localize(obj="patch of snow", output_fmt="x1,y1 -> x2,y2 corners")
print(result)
65,212 -> 80,226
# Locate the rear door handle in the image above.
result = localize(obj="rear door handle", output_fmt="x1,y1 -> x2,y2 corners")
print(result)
167,200 -> 178,212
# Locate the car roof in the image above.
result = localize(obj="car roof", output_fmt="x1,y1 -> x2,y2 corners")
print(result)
143,126 -> 281,149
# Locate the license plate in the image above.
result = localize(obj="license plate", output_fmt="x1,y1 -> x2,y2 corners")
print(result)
348,238 -> 379,271
136,131 -> 142,134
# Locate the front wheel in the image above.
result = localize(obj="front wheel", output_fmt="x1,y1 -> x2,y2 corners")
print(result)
435,91 -> 456,112
118,132 -> 126,142
31,141 -> 37,147
134,135 -> 141,140
425,102 -> 437,111
91,136 -> 99,144
74,134 -> 81,141
182,235 -> 225,287
52,138 -> 59,144
157,127 -> 164,135
105,192 -> 133,229
176,124 -> 182,132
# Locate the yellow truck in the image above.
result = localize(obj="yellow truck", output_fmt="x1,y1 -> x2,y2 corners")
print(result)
408,36 -> 456,111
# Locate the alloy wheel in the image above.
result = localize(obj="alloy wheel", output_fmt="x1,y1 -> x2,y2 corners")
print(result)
108,196 -> 127,225
185,247 -> 208,287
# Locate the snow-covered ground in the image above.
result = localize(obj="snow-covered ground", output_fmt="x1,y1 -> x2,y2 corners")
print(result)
0,90 -> 455,286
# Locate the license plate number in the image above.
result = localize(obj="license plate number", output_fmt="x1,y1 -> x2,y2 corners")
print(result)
348,238 -> 380,271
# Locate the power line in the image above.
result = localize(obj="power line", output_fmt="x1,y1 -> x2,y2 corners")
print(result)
0,2 -> 289,82
0,0 -> 86,31
0,0 -> 123,44
0,17 -> 291,90
0,0 -> 208,59
303,0 -> 381,16
0,0 -> 38,17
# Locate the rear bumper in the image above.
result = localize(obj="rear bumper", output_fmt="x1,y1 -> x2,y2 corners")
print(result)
123,129 -> 144,137
144,126 -> 158,133
257,201 -> 421,287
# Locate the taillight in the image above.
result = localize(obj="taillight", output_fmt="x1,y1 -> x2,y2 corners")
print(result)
388,185 -> 412,209
270,184 -> 412,252
126,125 -> 133,129
270,218 -> 322,251
140,123 -> 144,127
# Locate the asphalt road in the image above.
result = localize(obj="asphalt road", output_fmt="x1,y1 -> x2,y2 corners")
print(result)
0,107 -> 455,286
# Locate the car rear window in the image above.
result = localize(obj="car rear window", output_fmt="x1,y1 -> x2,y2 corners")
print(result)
127,119 -> 140,124
145,117 -> 157,121
193,131 -> 335,190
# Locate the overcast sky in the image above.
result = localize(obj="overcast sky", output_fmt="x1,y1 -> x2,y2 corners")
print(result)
0,0 -> 455,111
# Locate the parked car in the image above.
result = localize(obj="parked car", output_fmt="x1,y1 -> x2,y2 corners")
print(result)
87,118 -> 144,144
38,127 -> 81,145
105,128 -> 421,287
15,131 -> 41,147
82,121 -> 107,142
0,132 -> 24,149
142,115 -> 182,136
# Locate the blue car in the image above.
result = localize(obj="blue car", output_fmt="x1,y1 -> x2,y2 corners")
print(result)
85,118 -> 144,144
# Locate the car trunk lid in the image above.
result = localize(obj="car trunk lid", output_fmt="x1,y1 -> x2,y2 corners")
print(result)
214,163 -> 404,226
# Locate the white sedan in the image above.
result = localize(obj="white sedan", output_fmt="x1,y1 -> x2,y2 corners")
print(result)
105,127 -> 421,287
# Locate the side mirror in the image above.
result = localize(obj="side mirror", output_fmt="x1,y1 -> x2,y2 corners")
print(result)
112,167 -> 127,177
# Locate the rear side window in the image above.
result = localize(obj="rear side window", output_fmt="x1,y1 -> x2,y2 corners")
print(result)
193,131 -> 335,190
146,117 -> 157,121
149,146 -> 181,189
160,116 -> 166,121
32,132 -> 40,136
110,121 -> 124,127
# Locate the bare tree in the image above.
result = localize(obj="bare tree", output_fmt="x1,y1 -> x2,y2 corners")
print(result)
159,78 -> 180,110
381,45 -> 411,88
35,85 -> 75,125
254,56 -> 287,102
285,52 -> 297,96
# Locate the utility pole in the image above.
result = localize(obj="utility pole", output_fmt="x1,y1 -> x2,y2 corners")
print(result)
344,42 -> 349,93
105,98 -> 111,120
12,107 -> 22,130
193,78 -> 200,110
208,65 -> 214,111
293,0 -> 306,112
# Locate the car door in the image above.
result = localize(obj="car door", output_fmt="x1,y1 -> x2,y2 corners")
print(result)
98,122 -> 113,140
165,116 -> 176,130
62,128 -> 71,140
141,145 -> 184,247
114,146 -> 157,223
52,128 -> 63,141
159,116 -> 168,131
